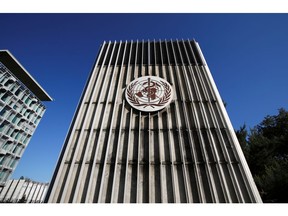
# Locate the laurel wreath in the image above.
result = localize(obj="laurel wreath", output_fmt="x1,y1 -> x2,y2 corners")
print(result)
126,80 -> 171,108
126,81 -> 141,105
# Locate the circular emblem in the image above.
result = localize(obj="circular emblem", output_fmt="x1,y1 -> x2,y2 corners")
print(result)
125,76 -> 173,112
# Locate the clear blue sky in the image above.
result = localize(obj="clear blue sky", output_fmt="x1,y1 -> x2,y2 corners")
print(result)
0,13 -> 287,183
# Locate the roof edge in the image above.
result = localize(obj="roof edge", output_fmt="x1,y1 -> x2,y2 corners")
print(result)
0,50 -> 53,101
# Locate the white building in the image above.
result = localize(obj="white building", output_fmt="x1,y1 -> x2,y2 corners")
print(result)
0,50 -> 52,186
0,178 -> 49,203
45,39 -> 262,203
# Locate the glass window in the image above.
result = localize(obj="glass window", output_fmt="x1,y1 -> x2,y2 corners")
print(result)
13,146 -> 19,154
9,159 -> 16,168
6,127 -> 13,136
0,88 -> 6,97
0,171 -> 5,182
1,93 -> 10,102
0,108 -> 7,117
11,130 -> 19,138
3,141 -> 11,151
13,104 -> 18,111
4,79 -> 14,87
8,113 -> 15,122
34,117 -> 40,125
15,132 -> 21,140
0,122 -> 8,132
0,155 -> 4,165
15,87 -> 21,96
0,75 -> 8,84
8,98 -> 16,107
23,136 -> 31,144
20,107 -> 26,115
10,83 -> 16,92
17,119 -> 25,127
12,116 -> 18,124
25,97 -> 31,105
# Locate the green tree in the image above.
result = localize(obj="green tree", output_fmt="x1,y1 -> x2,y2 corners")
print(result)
236,108 -> 288,203
235,124 -> 249,159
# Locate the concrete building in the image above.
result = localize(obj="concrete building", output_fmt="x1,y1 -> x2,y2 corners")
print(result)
0,51 -> 52,186
0,178 -> 49,203
45,39 -> 262,203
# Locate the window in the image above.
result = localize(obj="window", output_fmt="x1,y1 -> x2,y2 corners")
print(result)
15,131 -> 21,141
7,113 -> 15,122
0,108 -> 7,117
1,93 -> 10,102
6,127 -> 13,136
15,88 -> 21,96
23,135 -> 31,144
0,172 -> 8,182
3,141 -> 12,151
0,75 -> 7,84
13,104 -> 19,111
34,117 -> 41,125
0,171 -> 5,182
11,129 -> 19,139
0,155 -> 4,165
4,78 -> 14,87
25,97 -> 31,105
17,119 -> 25,127
12,115 -> 18,124
0,88 -> 6,97
0,122 -> 8,132
9,159 -> 17,169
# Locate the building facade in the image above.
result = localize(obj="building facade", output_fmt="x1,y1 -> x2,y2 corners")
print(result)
0,178 -> 49,203
45,39 -> 262,203
0,50 -> 52,186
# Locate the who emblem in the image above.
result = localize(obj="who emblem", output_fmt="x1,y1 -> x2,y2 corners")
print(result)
125,76 -> 173,112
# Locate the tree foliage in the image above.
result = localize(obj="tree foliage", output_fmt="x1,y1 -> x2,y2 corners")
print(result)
236,108 -> 288,203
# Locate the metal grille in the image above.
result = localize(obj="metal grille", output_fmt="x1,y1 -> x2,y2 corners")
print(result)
45,39 -> 262,203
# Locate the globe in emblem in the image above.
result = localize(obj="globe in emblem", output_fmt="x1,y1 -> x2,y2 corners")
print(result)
125,76 -> 173,112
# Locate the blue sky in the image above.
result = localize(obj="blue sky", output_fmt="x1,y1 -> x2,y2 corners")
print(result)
0,13 -> 288,183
